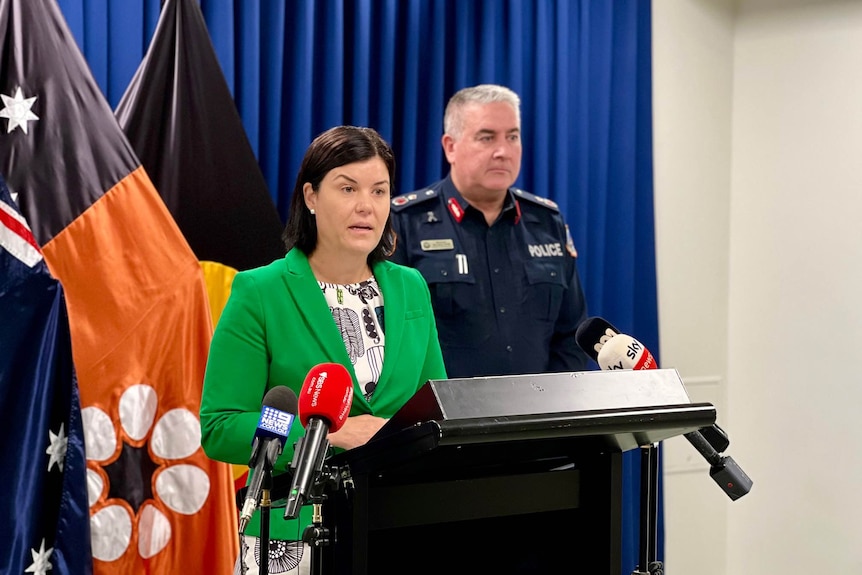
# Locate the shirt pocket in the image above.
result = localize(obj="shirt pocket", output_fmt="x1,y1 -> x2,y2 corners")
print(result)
415,257 -> 476,318
523,259 -> 567,322
415,255 -> 492,348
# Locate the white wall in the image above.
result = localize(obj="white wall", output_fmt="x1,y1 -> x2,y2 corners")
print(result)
653,0 -> 862,573
652,1 -> 735,574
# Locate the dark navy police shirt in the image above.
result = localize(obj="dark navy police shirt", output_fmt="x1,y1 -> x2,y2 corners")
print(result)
390,176 -> 590,378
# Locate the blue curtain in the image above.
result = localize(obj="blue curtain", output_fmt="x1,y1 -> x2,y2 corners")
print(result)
57,0 -> 659,570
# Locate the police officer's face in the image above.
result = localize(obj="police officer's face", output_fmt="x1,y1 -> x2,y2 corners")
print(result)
444,102 -> 522,199
304,157 -> 391,261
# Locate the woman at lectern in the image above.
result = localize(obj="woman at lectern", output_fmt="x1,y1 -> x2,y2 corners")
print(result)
200,126 -> 447,575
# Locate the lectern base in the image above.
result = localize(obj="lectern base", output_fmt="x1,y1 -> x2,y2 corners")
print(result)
367,508 -> 583,575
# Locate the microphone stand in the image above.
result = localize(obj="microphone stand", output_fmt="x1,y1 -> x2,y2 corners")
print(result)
259,468 -> 273,575
303,464 -> 340,575
631,443 -> 663,575
303,499 -> 328,575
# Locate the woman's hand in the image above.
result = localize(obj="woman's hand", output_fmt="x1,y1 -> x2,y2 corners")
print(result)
327,414 -> 388,450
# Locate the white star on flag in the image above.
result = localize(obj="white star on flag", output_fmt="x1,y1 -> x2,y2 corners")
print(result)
24,539 -> 53,574
46,423 -> 67,472
0,87 -> 39,134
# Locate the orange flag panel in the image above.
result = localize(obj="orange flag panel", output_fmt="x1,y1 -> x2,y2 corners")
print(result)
43,167 -> 237,574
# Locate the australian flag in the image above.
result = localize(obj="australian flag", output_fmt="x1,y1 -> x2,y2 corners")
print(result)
0,175 -> 92,574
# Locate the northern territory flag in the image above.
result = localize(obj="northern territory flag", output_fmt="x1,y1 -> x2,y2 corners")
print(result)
115,0 -> 285,490
0,1 -> 236,573
0,176 -> 92,575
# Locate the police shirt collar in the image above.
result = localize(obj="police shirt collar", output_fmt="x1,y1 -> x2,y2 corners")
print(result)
441,175 -> 520,224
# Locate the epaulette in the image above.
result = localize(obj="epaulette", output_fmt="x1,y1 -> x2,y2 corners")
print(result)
512,188 -> 560,212
391,189 -> 440,211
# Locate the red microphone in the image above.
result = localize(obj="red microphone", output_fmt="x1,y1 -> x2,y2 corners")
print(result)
284,363 -> 353,518
297,362 -> 353,431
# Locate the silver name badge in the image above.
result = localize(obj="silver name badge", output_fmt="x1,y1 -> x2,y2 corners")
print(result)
420,239 -> 455,251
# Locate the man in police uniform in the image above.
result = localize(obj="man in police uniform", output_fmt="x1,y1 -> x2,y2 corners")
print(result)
390,84 -> 590,378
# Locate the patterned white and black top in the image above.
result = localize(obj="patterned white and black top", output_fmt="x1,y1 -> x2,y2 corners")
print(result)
318,276 -> 385,402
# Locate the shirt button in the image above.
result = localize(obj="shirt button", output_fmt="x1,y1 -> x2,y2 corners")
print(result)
499,307 -> 506,313
506,345 -> 513,352
493,268 -> 500,273
441,270 -> 448,276
550,271 -> 557,277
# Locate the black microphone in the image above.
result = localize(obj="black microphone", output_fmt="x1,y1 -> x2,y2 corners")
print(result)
238,386 -> 298,533
577,316 -> 753,500
575,316 -> 620,363
284,363 -> 354,520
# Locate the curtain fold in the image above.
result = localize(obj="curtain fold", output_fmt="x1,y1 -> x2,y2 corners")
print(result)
56,0 -> 660,570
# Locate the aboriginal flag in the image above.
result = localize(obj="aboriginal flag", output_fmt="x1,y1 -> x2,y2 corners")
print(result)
0,1 -> 237,573
116,0 -> 285,327
116,0 -> 285,491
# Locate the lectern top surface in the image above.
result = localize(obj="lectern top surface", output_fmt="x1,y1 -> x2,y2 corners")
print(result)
426,368 -> 691,421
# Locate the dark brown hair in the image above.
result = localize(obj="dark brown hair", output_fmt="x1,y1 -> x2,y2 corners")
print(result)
282,126 -> 396,265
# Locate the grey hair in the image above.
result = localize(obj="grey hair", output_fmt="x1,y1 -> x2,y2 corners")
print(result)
443,84 -> 521,139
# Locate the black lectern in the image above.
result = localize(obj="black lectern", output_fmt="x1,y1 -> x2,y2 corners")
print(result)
314,368 -> 715,575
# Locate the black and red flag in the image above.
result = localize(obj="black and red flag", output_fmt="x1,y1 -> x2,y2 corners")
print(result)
0,1 -> 237,573
115,0 -> 285,328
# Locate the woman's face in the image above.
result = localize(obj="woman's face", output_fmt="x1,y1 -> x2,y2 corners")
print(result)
304,156 -> 391,261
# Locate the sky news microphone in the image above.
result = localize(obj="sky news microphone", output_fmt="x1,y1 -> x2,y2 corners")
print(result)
238,386 -> 298,534
596,332 -> 657,371
284,362 -> 354,519
591,326 -> 752,500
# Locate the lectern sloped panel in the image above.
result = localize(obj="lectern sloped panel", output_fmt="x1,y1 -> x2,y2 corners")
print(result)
319,369 -> 716,575
379,367 -> 698,436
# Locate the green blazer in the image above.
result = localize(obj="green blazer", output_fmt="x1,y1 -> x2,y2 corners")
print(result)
200,248 -> 447,540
